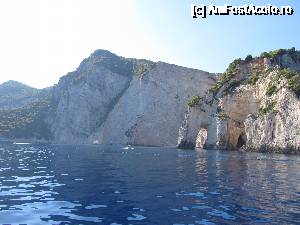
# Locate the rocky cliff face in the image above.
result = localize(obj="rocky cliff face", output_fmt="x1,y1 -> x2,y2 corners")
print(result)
2,48 -> 299,153
47,50 -> 216,145
178,48 -> 300,154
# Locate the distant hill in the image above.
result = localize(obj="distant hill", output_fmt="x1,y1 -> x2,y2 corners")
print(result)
0,80 -> 50,109
0,81 -> 53,140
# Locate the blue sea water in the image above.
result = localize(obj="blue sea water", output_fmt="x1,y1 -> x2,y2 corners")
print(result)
0,142 -> 299,225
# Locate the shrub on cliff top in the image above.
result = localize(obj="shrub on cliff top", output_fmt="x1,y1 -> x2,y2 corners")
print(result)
260,52 -> 270,58
209,48 -> 299,96
209,58 -> 242,94
225,58 -> 242,76
133,60 -> 156,77
245,55 -> 253,62
260,47 -> 297,60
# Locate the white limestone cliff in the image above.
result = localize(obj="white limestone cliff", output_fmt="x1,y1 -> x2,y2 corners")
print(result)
178,50 -> 300,154
49,50 -> 216,146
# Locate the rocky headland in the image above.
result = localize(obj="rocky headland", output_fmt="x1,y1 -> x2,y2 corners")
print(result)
178,48 -> 300,154
0,48 -> 299,154
0,50 -> 216,146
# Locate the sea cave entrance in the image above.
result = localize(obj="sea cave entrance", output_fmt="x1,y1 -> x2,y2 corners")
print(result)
236,133 -> 247,149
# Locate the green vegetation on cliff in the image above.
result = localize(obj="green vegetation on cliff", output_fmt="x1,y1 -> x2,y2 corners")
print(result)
266,68 -> 300,97
209,48 -> 300,98
188,95 -> 202,107
258,101 -> 276,116
0,98 -> 52,140
210,58 -> 242,94
133,60 -> 157,77
266,84 -> 277,96
94,56 -> 156,77
245,55 -> 253,62
216,110 -> 228,119
60,50 -> 156,86
260,47 -> 297,60
247,73 -> 259,85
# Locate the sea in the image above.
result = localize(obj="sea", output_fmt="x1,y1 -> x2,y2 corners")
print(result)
0,142 -> 299,225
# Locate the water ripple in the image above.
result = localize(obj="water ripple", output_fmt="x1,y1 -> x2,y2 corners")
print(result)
0,143 -> 298,224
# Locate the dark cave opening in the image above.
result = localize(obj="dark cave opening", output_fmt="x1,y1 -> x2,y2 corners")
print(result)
237,133 -> 247,148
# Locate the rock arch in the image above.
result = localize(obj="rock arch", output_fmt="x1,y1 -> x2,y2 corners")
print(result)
196,128 -> 208,148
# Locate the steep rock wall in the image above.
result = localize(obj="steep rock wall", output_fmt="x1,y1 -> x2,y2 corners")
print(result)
50,67 -> 131,144
49,50 -> 216,146
178,49 -> 300,154
89,62 -> 216,146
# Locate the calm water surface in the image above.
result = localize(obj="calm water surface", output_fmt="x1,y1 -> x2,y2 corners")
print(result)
0,142 -> 299,225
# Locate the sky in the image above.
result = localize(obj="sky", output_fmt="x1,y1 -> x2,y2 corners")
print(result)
0,0 -> 299,88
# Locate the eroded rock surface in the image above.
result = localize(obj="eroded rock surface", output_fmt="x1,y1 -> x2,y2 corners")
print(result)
50,50 -> 216,145
178,49 -> 300,154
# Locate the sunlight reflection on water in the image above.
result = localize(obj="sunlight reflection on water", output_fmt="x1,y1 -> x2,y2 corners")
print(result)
0,142 -> 299,224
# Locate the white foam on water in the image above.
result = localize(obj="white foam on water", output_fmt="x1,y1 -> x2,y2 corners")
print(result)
127,214 -> 147,221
